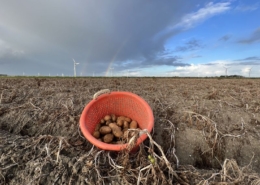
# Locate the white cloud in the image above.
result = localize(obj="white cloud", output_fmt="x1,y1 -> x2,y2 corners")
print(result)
235,3 -> 259,12
153,1 -> 231,45
176,2 -> 231,29
168,60 -> 257,77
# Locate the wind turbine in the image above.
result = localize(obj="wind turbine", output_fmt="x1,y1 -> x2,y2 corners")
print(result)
73,59 -> 79,77
248,67 -> 252,77
224,66 -> 230,78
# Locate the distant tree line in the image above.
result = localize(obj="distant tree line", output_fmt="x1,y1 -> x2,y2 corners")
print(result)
219,75 -> 245,78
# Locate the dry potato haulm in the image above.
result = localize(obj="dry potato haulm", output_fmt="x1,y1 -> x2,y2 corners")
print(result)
0,77 -> 260,184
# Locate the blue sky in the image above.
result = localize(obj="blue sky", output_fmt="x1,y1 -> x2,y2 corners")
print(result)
0,0 -> 259,77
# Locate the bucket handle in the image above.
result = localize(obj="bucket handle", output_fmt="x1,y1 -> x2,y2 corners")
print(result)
93,89 -> 110,100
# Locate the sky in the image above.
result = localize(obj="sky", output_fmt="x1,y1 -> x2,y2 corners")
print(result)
0,0 -> 259,77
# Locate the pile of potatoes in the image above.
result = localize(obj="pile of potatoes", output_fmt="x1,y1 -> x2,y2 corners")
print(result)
92,114 -> 139,144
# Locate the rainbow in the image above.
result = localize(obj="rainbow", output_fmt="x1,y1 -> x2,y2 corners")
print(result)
105,37 -> 129,76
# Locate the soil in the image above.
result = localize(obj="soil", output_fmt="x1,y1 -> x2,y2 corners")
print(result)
1,77 -> 260,184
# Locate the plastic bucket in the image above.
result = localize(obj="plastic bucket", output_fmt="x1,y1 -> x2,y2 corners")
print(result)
79,89 -> 154,151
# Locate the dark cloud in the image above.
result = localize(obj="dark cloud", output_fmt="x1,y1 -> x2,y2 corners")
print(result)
114,56 -> 190,72
175,39 -> 202,52
141,57 -> 190,67
230,56 -> 260,66
203,63 -> 217,66
235,61 -> 260,65
0,0 -> 206,75
238,27 -> 260,44
235,56 -> 260,61
219,34 -> 231,42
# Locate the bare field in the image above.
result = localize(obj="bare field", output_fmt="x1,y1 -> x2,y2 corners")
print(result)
1,77 -> 260,184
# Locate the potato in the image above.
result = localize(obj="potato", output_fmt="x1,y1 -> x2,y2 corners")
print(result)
103,134 -> 114,143
104,115 -> 111,121
100,119 -> 105,124
93,131 -> 100,139
99,126 -> 112,135
109,123 -> 123,138
106,119 -> 112,125
111,114 -> 117,122
124,117 -> 131,123
116,119 -> 124,127
123,121 -> 129,129
98,115 -> 138,144
108,122 -> 117,129
113,130 -> 123,138
117,116 -> 125,121
95,123 -> 101,131
130,120 -> 138,129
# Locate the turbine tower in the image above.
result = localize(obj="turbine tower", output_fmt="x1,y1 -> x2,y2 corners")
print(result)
224,66 -> 230,78
248,67 -> 252,77
73,59 -> 79,77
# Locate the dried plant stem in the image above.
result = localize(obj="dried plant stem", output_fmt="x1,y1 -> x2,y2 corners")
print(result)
56,137 -> 63,163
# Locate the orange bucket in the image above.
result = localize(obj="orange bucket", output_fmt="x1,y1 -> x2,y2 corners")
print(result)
79,89 -> 154,151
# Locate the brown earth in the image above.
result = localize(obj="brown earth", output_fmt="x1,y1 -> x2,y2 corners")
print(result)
1,77 -> 260,185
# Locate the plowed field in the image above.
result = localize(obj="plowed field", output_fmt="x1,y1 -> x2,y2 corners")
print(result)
1,77 -> 260,184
